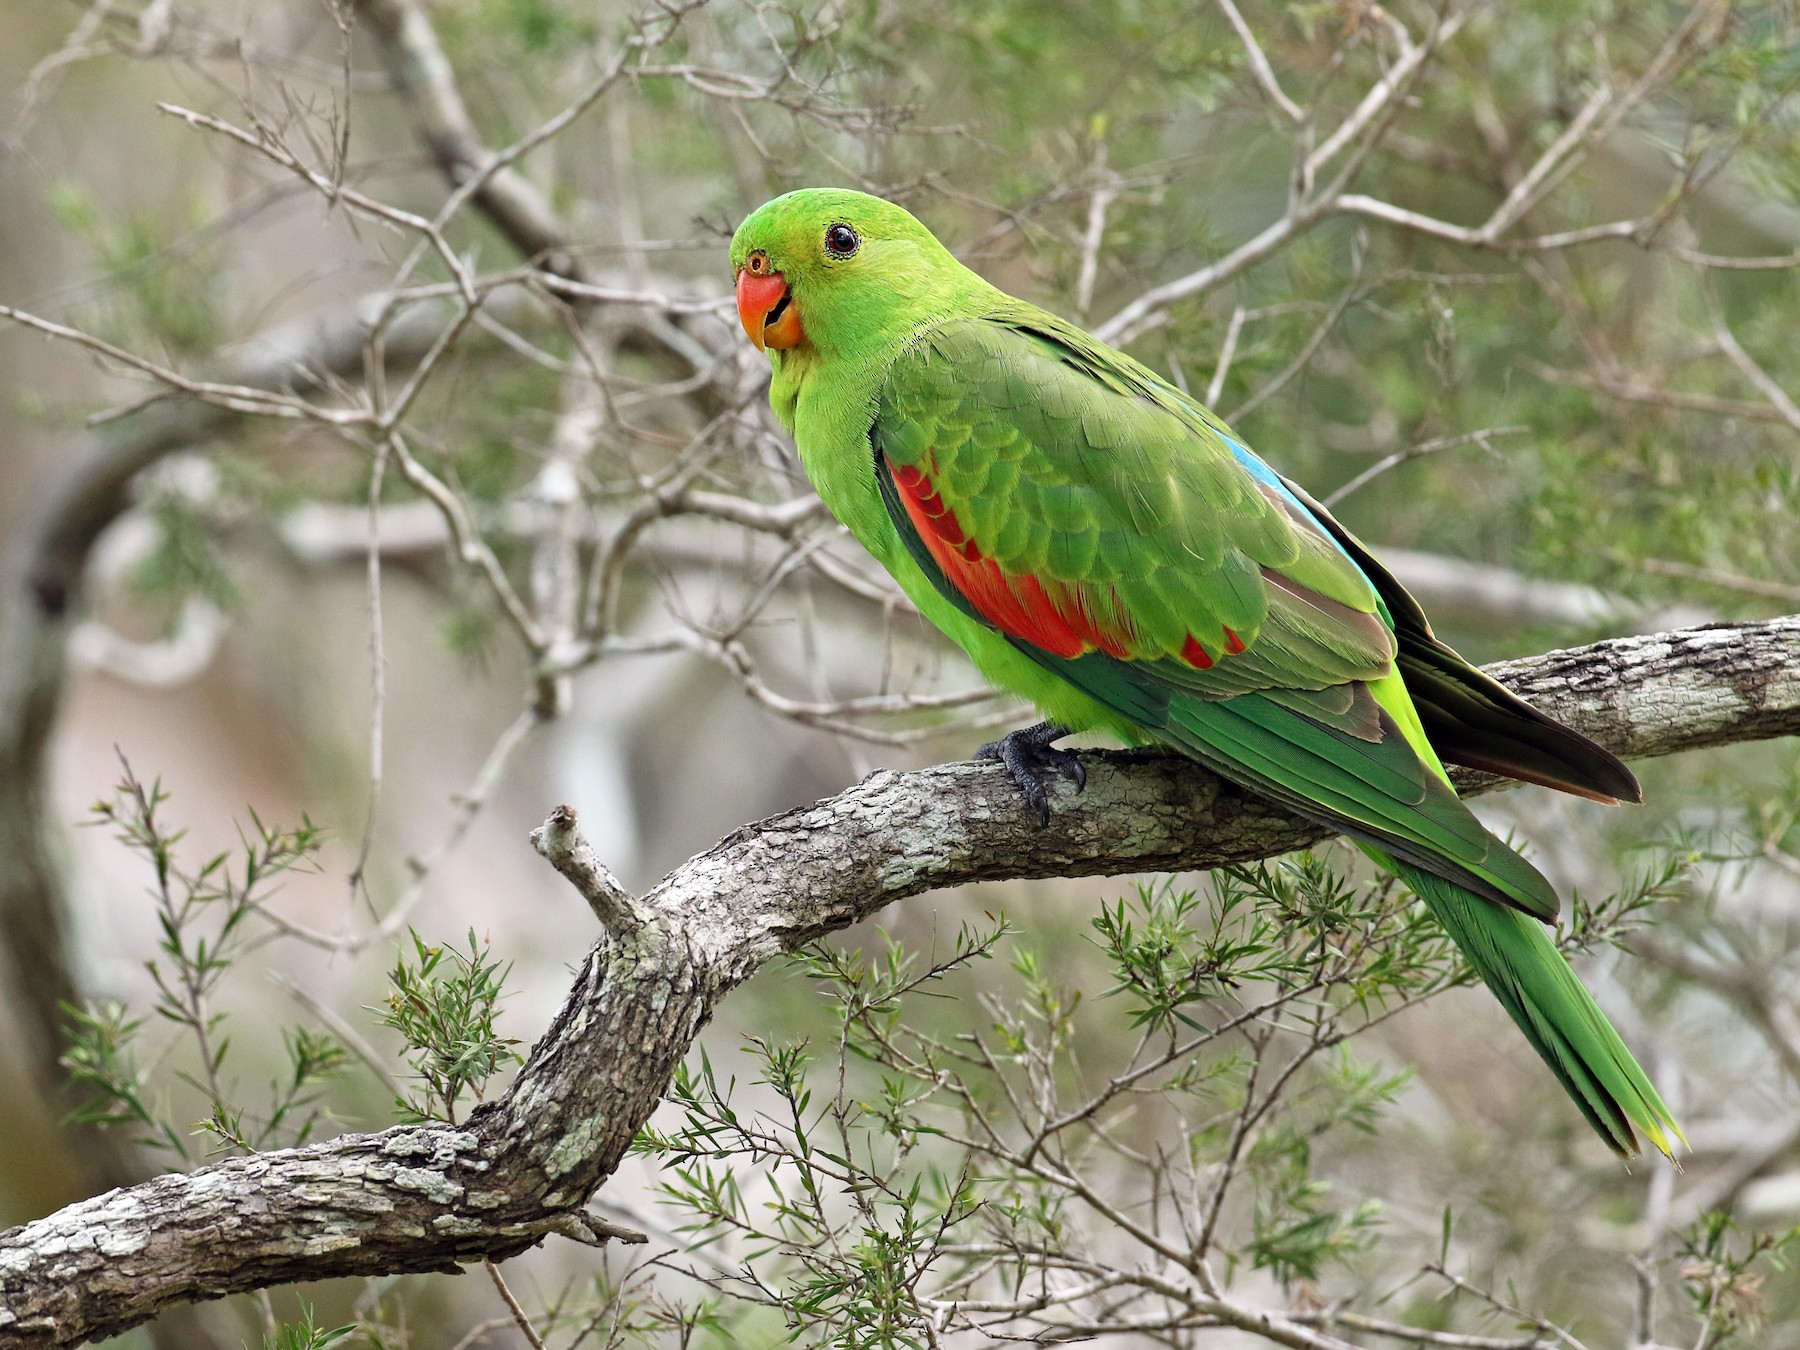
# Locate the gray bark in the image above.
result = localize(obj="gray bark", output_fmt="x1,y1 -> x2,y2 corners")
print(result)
0,614 -> 1794,1346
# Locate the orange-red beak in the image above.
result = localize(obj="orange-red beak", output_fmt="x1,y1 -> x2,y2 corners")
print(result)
737,269 -> 803,351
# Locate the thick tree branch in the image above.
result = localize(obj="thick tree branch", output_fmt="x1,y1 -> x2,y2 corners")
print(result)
0,616 -> 1794,1346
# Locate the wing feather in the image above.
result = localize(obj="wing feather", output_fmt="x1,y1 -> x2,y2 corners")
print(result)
871,314 -> 1565,922
874,318 -> 1393,693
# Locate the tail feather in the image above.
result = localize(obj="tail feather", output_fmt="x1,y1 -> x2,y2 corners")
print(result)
1396,641 -> 1643,805
1383,854 -> 1683,1158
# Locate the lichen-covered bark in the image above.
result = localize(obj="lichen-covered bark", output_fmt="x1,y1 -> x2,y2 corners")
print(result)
1487,620 -> 1800,759
0,616 -> 1795,1346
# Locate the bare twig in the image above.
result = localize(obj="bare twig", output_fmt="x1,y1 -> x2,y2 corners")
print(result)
1322,426 -> 1530,508
1523,358 -> 1791,425
1225,253 -> 1366,422
1708,291 -> 1800,432
529,805 -> 645,935
1099,5 -> 1473,343
1216,0 -> 1303,125
1205,304 -> 1247,407
484,1260 -> 549,1350
1074,150 -> 1118,317
1637,558 -> 1800,606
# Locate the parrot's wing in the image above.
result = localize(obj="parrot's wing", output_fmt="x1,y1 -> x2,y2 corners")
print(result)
874,317 -> 1395,696
1274,474 -> 1642,805
872,316 -> 1560,921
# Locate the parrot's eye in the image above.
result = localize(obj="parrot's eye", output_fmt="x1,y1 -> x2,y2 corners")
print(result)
824,223 -> 860,258
744,250 -> 773,276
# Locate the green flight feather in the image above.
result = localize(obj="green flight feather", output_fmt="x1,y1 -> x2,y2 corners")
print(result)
730,187 -> 1679,1159
1379,855 -> 1681,1158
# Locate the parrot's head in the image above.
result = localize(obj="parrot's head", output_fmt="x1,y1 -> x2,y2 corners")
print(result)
729,189 -> 968,356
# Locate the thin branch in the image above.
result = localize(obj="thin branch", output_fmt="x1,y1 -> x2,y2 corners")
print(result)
1668,245 -> 1800,270
1422,1265 -> 1592,1350
1294,1308 -> 1553,1349
1215,0 -> 1303,125
1302,8 -> 1467,183
1321,426 -> 1530,508
0,303 -> 363,425
1074,150 -> 1118,317
1098,5 -> 1473,343
155,101 -> 478,303
484,1260 -> 549,1350
1205,304 -> 1246,407
1708,292 -> 1800,432
382,430 -> 544,648
1522,360 -> 1791,425
1225,256 -> 1365,422
1637,558 -> 1800,606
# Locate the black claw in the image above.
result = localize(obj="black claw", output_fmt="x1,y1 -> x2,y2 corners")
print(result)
975,722 -> 1084,826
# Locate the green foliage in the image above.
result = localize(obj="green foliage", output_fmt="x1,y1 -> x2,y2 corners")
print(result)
60,771 -> 528,1160
63,763 -> 336,1161
1562,840 -> 1701,961
44,180 -> 223,355
440,601 -> 502,674
377,929 -> 523,1122
261,1304 -> 358,1350
438,0 -> 597,60
629,854 -> 1680,1344
60,999 -> 181,1156
1243,1129 -> 1383,1285
129,485 -> 242,612
201,1027 -> 352,1154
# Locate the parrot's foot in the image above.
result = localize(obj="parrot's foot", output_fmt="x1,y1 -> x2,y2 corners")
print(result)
975,721 -> 1085,827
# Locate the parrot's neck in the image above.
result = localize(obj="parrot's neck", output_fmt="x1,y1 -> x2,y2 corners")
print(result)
772,340 -> 892,548
765,346 -> 816,433
769,261 -> 1006,426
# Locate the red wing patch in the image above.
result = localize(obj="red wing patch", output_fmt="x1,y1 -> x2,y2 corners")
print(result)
1179,635 -> 1214,669
890,456 -> 1085,657
887,455 -> 1245,669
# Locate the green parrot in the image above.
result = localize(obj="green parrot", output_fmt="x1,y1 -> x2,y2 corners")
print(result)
729,187 -> 1681,1158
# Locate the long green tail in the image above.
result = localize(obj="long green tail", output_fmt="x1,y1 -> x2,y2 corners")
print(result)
1003,646 -> 1684,1157
1377,851 -> 1683,1158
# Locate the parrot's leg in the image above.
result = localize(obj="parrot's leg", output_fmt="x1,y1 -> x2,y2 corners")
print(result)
975,721 -> 1085,826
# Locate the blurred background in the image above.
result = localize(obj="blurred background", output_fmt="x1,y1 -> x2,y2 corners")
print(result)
2,0 -> 1799,1345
